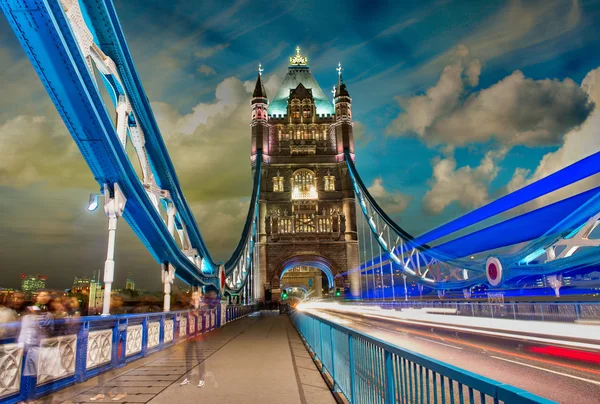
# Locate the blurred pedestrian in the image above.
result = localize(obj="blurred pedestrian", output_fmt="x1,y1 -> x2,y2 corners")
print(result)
89,294 -> 127,402
180,290 -> 207,388
18,301 -> 52,404
9,292 -> 29,318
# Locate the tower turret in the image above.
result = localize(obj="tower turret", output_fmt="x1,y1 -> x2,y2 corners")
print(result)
333,63 -> 354,156
251,64 -> 269,157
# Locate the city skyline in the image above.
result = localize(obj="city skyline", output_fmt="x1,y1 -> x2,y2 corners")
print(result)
0,0 -> 599,290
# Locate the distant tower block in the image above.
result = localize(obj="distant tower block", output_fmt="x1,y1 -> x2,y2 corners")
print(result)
251,49 -> 360,302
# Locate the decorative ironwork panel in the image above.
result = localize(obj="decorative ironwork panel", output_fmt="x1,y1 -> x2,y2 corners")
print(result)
164,319 -> 174,343
188,316 -> 195,334
37,335 -> 77,385
147,322 -> 160,349
125,325 -> 142,356
86,329 -> 113,370
179,316 -> 187,337
0,343 -> 23,399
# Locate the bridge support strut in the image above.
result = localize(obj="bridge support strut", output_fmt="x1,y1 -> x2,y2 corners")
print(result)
102,183 -> 127,316
162,262 -> 176,311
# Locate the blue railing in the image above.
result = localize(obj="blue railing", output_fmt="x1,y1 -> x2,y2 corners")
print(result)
0,305 -> 255,403
290,309 -> 555,404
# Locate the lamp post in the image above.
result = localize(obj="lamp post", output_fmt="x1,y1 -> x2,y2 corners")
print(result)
402,274 -> 408,301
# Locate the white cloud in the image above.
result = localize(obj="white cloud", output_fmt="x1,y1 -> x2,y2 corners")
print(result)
388,50 -> 593,148
150,73 -> 281,204
198,64 -> 216,76
423,149 -> 507,214
507,67 -> 600,204
367,178 -> 411,215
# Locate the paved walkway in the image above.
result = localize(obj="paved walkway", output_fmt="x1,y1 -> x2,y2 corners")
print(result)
48,311 -> 336,404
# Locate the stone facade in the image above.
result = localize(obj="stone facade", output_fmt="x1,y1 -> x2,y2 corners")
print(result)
251,49 -> 360,302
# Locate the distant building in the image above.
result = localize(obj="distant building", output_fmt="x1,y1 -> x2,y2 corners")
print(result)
21,274 -> 46,293
125,277 -> 135,291
72,276 -> 92,295
88,270 -> 103,315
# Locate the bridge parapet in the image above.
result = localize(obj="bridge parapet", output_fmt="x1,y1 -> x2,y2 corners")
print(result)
0,305 -> 255,403
291,309 -> 555,404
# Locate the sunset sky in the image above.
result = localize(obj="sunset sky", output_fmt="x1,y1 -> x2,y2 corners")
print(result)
0,0 -> 599,290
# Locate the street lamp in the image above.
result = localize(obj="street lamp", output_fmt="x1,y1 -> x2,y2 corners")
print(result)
88,192 -> 101,211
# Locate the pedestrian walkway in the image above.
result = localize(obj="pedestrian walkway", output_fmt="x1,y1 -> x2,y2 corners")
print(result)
47,311 -> 336,404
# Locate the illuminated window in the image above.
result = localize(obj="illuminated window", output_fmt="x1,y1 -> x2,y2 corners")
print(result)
324,172 -> 335,192
292,169 -> 317,200
303,106 -> 311,119
273,172 -> 284,192
292,105 -> 300,119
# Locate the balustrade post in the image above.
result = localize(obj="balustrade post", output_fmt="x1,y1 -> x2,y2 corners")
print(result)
159,314 -> 165,351
348,333 -> 356,404
384,350 -> 395,404
330,326 -> 337,391
75,320 -> 90,382
141,317 -> 149,357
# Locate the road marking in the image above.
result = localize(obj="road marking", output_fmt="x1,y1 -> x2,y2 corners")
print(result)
490,356 -> 600,386
413,336 -> 463,350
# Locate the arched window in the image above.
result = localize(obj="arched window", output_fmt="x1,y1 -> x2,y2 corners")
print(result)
292,169 -> 317,200
273,172 -> 284,192
324,171 -> 335,192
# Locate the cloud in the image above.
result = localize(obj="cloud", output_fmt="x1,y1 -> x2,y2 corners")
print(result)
367,178 -> 411,215
0,115 -> 91,187
388,49 -> 593,148
507,66 -> 600,204
416,1 -> 582,80
423,149 -> 507,214
198,64 -> 216,76
151,74 -> 281,203
194,44 -> 229,59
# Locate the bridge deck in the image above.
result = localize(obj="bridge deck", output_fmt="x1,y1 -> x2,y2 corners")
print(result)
48,311 -> 335,404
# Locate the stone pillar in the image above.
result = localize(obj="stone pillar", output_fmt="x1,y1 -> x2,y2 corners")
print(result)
255,200 -> 267,302
342,197 -> 358,241
314,272 -> 323,298
346,241 -> 360,299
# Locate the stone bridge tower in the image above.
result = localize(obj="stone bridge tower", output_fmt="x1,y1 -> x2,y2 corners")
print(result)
251,48 -> 360,302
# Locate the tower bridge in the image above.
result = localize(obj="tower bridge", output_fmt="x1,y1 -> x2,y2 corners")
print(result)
252,51 -> 360,302
1,1 -> 600,402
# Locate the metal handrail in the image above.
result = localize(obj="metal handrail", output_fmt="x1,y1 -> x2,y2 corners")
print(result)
291,309 -> 555,403
0,305 -> 256,403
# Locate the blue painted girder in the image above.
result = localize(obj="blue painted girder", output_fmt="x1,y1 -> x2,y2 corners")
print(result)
0,0 -> 217,287
78,0 -> 216,269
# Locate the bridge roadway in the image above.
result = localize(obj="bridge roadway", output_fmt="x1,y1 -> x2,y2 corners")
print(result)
46,311 -> 335,404
308,308 -> 600,404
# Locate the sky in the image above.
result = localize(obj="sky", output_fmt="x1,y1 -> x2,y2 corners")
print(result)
0,0 -> 599,291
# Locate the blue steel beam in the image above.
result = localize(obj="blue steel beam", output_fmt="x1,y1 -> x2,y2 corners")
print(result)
0,0 -> 216,287
414,151 -> 600,246
78,0 -> 216,268
347,148 -> 600,287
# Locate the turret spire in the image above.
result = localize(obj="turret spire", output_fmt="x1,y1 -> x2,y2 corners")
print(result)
252,64 -> 267,99
334,62 -> 349,98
